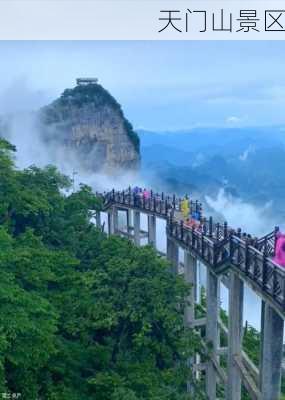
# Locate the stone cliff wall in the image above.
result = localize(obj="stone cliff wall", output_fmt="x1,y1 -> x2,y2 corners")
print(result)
40,83 -> 140,174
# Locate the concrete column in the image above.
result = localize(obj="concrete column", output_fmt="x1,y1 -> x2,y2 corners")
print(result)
184,251 -> 198,395
96,210 -> 101,229
133,210 -> 140,246
196,261 -> 201,305
260,301 -> 284,400
194,262 -> 203,381
184,251 -> 197,327
166,236 -> 172,262
108,207 -> 118,235
206,269 -> 219,400
148,215 -> 156,247
227,272 -> 244,400
217,278 -> 221,364
126,209 -> 132,234
108,211 -> 114,235
113,207 -> 118,233
166,237 -> 179,274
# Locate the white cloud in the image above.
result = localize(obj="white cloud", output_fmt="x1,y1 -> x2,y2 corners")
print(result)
205,189 -> 274,237
0,77 -> 51,115
226,115 -> 242,124
239,145 -> 255,162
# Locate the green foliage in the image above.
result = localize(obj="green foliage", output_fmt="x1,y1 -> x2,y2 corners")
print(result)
242,323 -> 260,367
241,322 -> 285,399
0,139 -> 200,399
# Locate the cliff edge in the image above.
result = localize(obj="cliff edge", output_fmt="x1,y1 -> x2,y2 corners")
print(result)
40,81 -> 140,173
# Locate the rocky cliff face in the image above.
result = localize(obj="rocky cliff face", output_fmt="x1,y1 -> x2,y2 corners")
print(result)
39,83 -> 140,173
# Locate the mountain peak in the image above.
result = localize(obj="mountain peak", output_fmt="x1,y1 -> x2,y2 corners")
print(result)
40,81 -> 140,173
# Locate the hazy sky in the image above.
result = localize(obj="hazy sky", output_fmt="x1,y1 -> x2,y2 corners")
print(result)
1,40 -> 285,130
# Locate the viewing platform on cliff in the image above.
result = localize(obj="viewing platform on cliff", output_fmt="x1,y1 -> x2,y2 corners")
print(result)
76,77 -> 98,86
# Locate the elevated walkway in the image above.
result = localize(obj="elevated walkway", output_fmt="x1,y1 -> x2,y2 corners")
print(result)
97,187 -> 285,400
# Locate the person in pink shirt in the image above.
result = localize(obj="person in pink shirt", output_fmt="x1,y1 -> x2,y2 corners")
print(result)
273,232 -> 285,267
143,189 -> 150,200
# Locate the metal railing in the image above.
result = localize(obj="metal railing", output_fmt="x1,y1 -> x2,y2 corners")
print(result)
102,188 -> 285,314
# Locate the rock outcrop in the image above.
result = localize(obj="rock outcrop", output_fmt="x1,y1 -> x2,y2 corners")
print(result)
39,82 -> 140,173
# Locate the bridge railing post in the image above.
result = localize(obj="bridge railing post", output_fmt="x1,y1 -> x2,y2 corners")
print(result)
164,199 -> 168,216
209,216 -> 213,238
159,200 -> 162,214
262,250 -> 268,289
216,222 -> 221,240
274,226 -> 279,252
224,221 -> 228,238
180,220 -> 184,241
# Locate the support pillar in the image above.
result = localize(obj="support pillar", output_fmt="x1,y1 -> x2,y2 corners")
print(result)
260,301 -> 284,400
206,269 -> 219,400
113,207 -> 118,233
227,272 -> 244,400
134,210 -> 140,246
127,209 -> 132,234
167,237 -> 179,274
148,215 -> 156,247
184,251 -> 198,394
196,261 -> 201,305
217,278 -> 221,364
194,262 -> 202,381
96,210 -> 101,229
108,207 -> 118,235
184,251 -> 197,327
108,211 -> 114,235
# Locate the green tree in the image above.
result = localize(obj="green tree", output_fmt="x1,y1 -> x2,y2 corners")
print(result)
0,138 -> 202,399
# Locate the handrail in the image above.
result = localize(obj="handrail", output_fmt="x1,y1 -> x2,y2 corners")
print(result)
101,188 -> 285,314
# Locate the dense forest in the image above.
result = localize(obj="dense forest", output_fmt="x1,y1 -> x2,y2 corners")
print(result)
0,137 -> 281,400
0,138 -> 202,400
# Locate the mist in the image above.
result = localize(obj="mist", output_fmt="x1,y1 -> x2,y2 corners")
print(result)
205,188 -> 278,237
0,81 -> 148,194
1,80 -> 281,241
